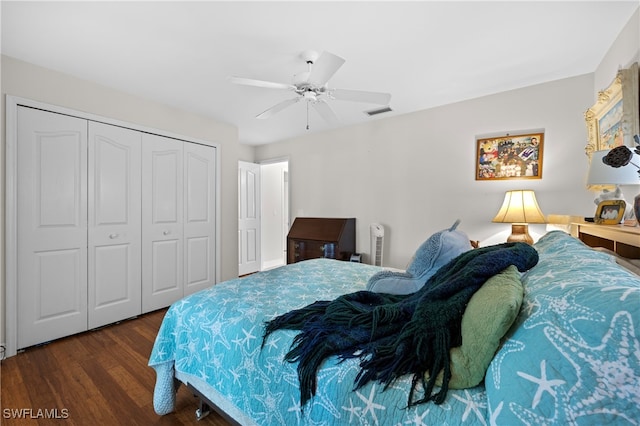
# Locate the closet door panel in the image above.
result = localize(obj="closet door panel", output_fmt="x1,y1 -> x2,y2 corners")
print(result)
142,134 -> 184,312
17,107 -> 88,349
184,143 -> 216,295
88,122 -> 142,329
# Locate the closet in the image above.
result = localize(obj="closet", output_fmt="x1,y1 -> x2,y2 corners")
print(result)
13,104 -> 217,350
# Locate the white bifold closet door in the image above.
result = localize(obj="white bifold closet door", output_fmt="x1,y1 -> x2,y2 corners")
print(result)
17,109 -> 144,346
16,105 -> 216,349
183,141 -> 217,296
88,122 -> 142,329
142,134 -> 216,313
17,107 -> 88,348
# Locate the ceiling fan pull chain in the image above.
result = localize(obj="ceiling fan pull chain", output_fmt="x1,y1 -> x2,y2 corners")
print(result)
306,101 -> 310,130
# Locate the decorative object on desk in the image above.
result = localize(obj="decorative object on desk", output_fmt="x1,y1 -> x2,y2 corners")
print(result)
475,131 -> 543,180
586,149 -> 639,221
584,62 -> 639,158
594,199 -> 626,225
492,189 -> 546,244
600,135 -> 640,225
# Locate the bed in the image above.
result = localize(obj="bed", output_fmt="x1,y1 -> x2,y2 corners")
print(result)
149,230 -> 640,425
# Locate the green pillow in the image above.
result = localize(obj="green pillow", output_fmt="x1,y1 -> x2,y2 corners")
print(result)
428,265 -> 524,388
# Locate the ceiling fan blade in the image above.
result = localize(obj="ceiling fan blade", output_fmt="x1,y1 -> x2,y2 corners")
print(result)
331,88 -> 391,105
307,51 -> 345,87
229,76 -> 295,91
312,100 -> 340,125
256,97 -> 300,119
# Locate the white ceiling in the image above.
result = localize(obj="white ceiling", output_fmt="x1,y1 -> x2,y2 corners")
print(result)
2,1 -> 638,145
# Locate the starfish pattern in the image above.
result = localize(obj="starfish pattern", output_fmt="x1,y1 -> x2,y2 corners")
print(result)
451,389 -> 487,424
253,387 -> 286,425
488,339 -> 525,389
601,284 -> 640,302
355,385 -> 386,425
341,397 -> 362,423
544,311 -> 640,424
508,386 -> 575,425
516,359 -> 566,409
524,287 -> 605,343
402,407 -> 431,426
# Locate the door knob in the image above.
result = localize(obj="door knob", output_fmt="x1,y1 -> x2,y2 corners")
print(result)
163,230 -> 170,235
109,233 -> 119,239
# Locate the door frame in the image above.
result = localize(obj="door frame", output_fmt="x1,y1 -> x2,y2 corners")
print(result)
4,95 -> 222,357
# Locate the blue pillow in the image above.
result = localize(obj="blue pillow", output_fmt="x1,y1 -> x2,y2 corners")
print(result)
366,220 -> 473,295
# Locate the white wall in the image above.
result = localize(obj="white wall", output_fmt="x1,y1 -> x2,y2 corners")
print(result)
594,8 -> 639,92
0,55 -> 242,345
255,10 -> 639,270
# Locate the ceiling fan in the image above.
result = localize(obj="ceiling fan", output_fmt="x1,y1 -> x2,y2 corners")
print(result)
229,50 -> 391,128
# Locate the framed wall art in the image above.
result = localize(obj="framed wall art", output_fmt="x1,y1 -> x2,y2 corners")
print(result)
475,131 -> 544,181
594,199 -> 626,225
584,62 -> 639,159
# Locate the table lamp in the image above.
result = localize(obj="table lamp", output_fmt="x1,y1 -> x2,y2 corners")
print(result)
492,190 -> 546,244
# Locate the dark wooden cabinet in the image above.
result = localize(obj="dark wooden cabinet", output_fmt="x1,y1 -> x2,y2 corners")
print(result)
287,218 -> 356,264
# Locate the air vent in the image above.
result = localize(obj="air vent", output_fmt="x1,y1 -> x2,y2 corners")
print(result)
364,106 -> 393,117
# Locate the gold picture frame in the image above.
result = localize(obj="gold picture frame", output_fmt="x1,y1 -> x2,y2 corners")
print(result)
475,131 -> 543,180
594,200 -> 626,225
585,62 -> 640,160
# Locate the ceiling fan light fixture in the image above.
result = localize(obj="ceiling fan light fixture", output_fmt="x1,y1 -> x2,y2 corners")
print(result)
303,91 -> 317,101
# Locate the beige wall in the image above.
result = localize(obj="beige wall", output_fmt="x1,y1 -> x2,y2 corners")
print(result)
1,55 -> 242,346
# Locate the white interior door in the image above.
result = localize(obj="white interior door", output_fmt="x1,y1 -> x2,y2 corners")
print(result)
238,161 -> 261,276
17,107 -> 88,348
183,142 -> 216,295
88,122 -> 142,328
142,134 -> 184,312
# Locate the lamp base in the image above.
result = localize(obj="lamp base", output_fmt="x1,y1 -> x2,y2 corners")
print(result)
507,224 -> 534,245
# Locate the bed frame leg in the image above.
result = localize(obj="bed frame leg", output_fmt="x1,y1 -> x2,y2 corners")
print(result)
187,382 -> 241,425
195,399 -> 211,421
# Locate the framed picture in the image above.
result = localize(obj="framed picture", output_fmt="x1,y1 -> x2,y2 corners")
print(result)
585,62 -> 639,159
594,200 -> 626,225
475,131 -> 544,180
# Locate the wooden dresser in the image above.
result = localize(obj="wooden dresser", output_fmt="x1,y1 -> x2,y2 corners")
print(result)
287,217 -> 356,264
571,221 -> 640,272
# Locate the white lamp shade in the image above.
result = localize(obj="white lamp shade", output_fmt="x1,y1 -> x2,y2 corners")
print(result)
492,190 -> 546,224
587,150 -> 640,186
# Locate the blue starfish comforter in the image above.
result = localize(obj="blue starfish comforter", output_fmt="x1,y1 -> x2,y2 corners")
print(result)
149,231 -> 640,425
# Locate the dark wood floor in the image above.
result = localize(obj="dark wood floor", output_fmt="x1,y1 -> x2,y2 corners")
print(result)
1,309 -> 232,425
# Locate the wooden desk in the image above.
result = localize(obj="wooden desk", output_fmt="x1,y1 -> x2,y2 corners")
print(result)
287,217 -> 356,264
572,222 -> 640,262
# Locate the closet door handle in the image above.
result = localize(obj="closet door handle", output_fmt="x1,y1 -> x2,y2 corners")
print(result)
163,230 -> 171,236
109,233 -> 119,239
